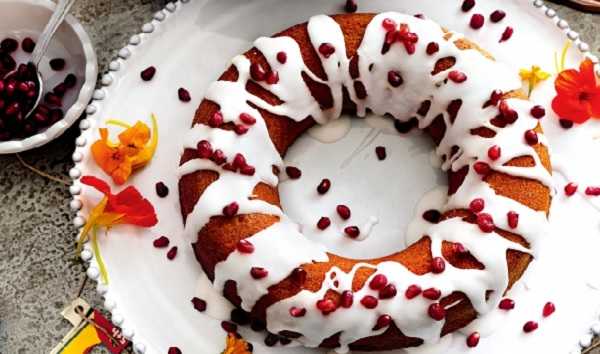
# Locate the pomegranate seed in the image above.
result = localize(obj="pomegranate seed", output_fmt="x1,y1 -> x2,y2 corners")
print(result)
222,163 -> 236,172
140,66 -> 156,81
586,186 -> 600,196
44,92 -> 62,106
431,257 -> 446,273
291,267 -> 307,283
276,51 -> 287,64
167,246 -> 178,260
405,284 -> 422,299
289,307 -> 306,317
266,71 -> 279,84
453,242 -> 468,255
473,161 -> 491,175
239,113 -> 256,125
499,26 -> 514,42
317,217 -> 331,230
230,309 -> 250,325
543,302 -> 555,317
469,198 -> 485,213
498,298 -> 515,310
263,333 -> 278,346
369,274 -> 388,290
336,205 -> 351,219
64,74 -> 77,88
360,295 -> 378,309
211,149 -> 226,165
530,105 -> 546,119
208,111 -> 224,127
564,182 -> 578,196
379,284 -> 397,299
221,321 -> 237,333
317,178 -> 331,194
21,37 -> 35,53
318,43 -> 336,58
5,102 -> 19,116
477,213 -> 495,233
382,18 -> 397,32
236,239 -> 254,253
428,303 -> 446,320
0,38 -> 18,52
340,290 -> 354,308
344,226 -> 360,238
375,146 -> 387,160
223,202 -> 239,217
499,101 -> 519,123
53,83 -> 67,97
250,63 -> 267,81
490,10 -> 506,22
488,145 -> 501,160
466,332 -> 480,347
191,297 -> 207,312
153,236 -> 170,248
448,70 -> 467,83
423,287 -> 441,300
484,90 -> 504,108
387,71 -> 403,87
232,153 -> 247,169
559,119 -> 574,129
316,298 -> 337,315
178,88 -> 191,102
422,209 -> 441,223
384,30 -> 398,45
373,314 -> 392,330
507,211 -> 519,228
524,130 -> 538,145
196,140 -> 213,158
461,0 -> 475,12
168,347 -> 182,354
426,42 -> 439,55
523,321 -> 538,333
250,267 -> 268,279
49,58 -> 66,71
240,165 -> 255,176
344,0 -> 358,13
285,166 -> 302,179
470,14 -> 485,29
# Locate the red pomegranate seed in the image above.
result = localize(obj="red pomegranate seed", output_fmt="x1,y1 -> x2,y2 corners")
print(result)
507,211 -> 519,228
499,26 -> 514,42
473,161 -> 491,175
428,303 -> 446,321
360,295 -> 378,309
431,257 -> 446,273
490,10 -> 506,22
422,209 -> 441,223
153,236 -> 170,248
344,0 -> 358,13
239,113 -> 256,125
375,146 -> 387,160
223,202 -> 239,217
140,66 -> 156,81
382,18 -> 397,32
232,153 -> 247,169
208,111 -> 224,127
448,70 -> 467,83
222,163 -> 236,172
344,226 -> 360,238
236,239 -> 254,253
318,43 -> 336,58
53,83 -> 67,97
250,63 -> 267,81
336,205 -> 351,219
240,165 -> 255,176
461,0 -> 475,12
221,321 -> 237,333
250,267 -> 268,279
559,119 -> 574,129
405,284 -> 422,299
266,71 -> 279,85
373,314 -> 392,330
488,145 -> 501,160
64,73 -> 77,88
289,307 -> 306,317
317,178 -> 331,194
276,51 -> 287,64
477,213 -> 495,233
524,130 -> 538,145
316,298 -> 337,315
387,71 -> 403,88
543,302 -> 556,317
211,149 -> 227,165
168,347 -> 182,354
285,166 -> 302,179
178,87 -> 191,102
585,186 -> 600,196
21,37 -> 35,53
469,198 -> 485,213
340,290 -> 354,308
197,140 -> 212,158
470,14 -> 485,29
191,297 -> 207,312
564,182 -> 578,196
484,89 -> 504,108
466,332 -> 481,347
369,274 -> 388,290
49,58 -> 66,71
530,105 -> 546,119
234,124 -> 248,135
167,246 -> 178,260
379,284 -> 397,299
384,30 -> 398,46
498,298 -> 515,310
317,217 -> 331,230
45,92 -> 62,106
423,287 -> 441,300
523,321 -> 538,333
426,42 -> 439,55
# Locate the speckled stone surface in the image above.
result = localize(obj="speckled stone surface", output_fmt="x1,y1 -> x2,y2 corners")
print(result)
0,1 -> 598,353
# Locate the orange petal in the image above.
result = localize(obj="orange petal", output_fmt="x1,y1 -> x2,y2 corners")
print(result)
118,121 -> 150,149
110,160 -> 133,185
555,68 -> 583,96
579,58 -> 597,86
552,95 -> 590,123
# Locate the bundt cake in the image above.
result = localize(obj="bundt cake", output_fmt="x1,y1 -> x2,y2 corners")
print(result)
178,12 -> 552,351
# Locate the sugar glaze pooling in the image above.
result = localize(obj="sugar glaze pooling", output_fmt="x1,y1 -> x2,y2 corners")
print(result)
178,12 -> 551,352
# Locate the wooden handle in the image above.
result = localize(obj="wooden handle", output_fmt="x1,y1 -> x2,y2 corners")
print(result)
548,0 -> 600,13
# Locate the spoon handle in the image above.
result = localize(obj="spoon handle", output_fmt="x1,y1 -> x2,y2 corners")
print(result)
31,0 -> 78,66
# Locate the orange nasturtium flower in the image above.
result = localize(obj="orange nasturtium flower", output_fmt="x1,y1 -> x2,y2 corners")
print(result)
222,333 -> 251,354
91,114 -> 158,185
78,175 -> 158,283
552,58 -> 600,124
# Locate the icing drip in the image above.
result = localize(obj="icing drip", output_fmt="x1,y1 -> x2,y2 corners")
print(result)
180,12 -> 552,351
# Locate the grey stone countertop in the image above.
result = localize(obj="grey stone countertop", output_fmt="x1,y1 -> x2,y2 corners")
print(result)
0,1 -> 598,353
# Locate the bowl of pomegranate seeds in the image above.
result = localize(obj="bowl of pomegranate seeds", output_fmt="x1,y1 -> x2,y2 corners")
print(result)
0,0 -> 97,153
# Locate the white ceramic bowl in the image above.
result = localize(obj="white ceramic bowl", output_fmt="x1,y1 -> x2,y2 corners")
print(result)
0,0 -> 97,154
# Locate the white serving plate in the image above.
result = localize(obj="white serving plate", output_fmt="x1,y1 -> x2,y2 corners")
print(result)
0,0 -> 97,154
69,1 -> 600,353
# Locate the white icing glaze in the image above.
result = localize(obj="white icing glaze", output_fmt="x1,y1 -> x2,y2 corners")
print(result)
179,12 -> 552,351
